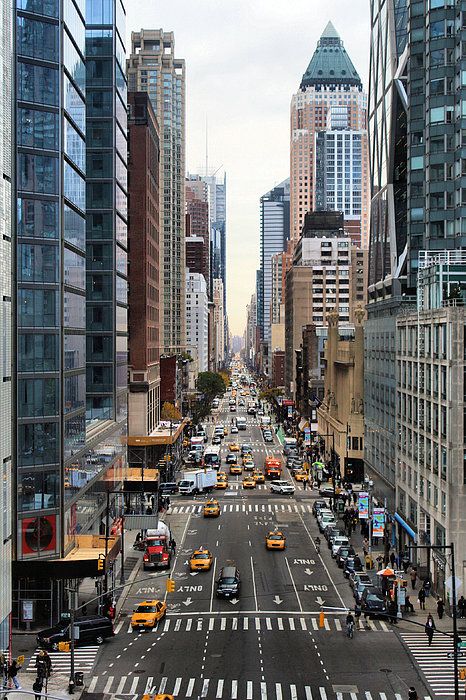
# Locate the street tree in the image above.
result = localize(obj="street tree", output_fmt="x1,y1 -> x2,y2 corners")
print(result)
161,402 -> 182,421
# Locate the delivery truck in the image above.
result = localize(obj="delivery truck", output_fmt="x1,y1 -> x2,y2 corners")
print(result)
178,469 -> 217,495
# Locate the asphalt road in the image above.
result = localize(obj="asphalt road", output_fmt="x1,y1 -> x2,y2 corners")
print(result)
83,396 -> 431,700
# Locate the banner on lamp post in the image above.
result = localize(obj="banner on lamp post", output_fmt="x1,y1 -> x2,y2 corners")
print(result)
358,492 -> 369,519
304,428 -> 311,446
372,507 -> 385,537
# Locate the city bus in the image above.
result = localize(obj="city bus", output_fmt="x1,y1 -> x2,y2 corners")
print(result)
236,416 -> 247,430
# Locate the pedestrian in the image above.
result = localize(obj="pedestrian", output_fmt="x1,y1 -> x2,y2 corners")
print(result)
418,587 -> 426,611
82,603 -> 88,616
171,538 -> 177,555
8,659 -> 22,690
354,602 -> 362,629
425,614 -> 436,645
303,478 -> 307,490
35,650 -> 51,682
408,687 -> 418,700
458,595 -> 466,618
423,578 -> 432,598
389,551 -> 396,568
437,597 -> 445,620
404,595 -> 414,614
33,676 -> 43,700
410,567 -> 418,590
363,538 -> 369,556
388,599 -> 398,624
352,491 -> 358,505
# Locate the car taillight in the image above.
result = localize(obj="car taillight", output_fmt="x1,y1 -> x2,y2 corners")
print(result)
162,553 -> 168,560
143,554 -> 148,561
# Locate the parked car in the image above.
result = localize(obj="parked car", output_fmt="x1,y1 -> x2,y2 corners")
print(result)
343,556 -> 363,578
354,580 -> 376,605
331,536 -> 350,557
324,526 -> 341,544
37,615 -> 114,650
318,514 -> 336,533
361,589 -> 387,618
212,435 -> 222,445
349,571 -> 372,590
335,545 -> 356,568
159,482 -> 178,495
312,499 -> 329,517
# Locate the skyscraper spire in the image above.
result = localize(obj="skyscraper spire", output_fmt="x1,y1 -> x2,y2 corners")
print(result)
300,23 -> 361,90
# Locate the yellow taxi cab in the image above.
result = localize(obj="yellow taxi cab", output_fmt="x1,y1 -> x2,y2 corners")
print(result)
216,475 -> 228,489
242,475 -> 256,489
229,464 -> 242,475
143,695 -> 174,700
265,530 -> 287,550
253,471 -> 265,484
203,499 -> 221,517
130,599 -> 167,631
242,455 -> 254,468
229,442 -> 240,452
189,546 -> 213,571
294,470 -> 308,482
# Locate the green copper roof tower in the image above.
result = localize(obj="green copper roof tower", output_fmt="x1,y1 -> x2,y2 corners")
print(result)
300,21 -> 362,90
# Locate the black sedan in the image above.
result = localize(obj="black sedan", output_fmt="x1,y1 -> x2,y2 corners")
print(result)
354,580 -> 376,605
312,499 -> 329,517
343,556 -> 363,578
335,545 -> 356,568
361,589 -> 388,618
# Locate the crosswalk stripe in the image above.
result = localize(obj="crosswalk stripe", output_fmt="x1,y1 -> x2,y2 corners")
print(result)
186,618 -> 192,631
243,617 -> 249,630
197,619 -> 203,630
261,682 -> 267,699
277,618 -> 284,631
163,618 -> 170,631
186,678 -> 195,697
335,619 -> 342,631
380,621 -> 389,632
395,694 -> 402,700
158,678 -> 167,693
336,694 -> 343,700
173,678 -> 182,695
232,617 -> 238,630
289,618 -> 295,630
231,679 -> 238,698
103,676 -> 114,694
255,617 -> 260,630
201,678 -> 209,697
88,677 -> 97,693
350,694 -> 357,700
311,618 -> 318,630
266,617 -> 272,630
116,676 -> 126,694
305,687 -> 313,700
175,618 -> 182,631
300,617 -> 307,630
221,617 -> 226,630
276,683 -> 283,700
324,619 -> 330,630
130,677 -> 138,694
216,679 -> 224,698
144,677 -> 153,693
365,693 -> 372,700
209,618 -> 214,631
290,685 -> 298,699
247,681 -> 253,699
320,689 -> 328,700
380,693 -> 387,700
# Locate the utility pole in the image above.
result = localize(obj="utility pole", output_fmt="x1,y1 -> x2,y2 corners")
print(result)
68,584 -> 76,694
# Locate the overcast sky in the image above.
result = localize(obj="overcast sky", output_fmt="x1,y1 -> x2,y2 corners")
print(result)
126,0 -> 371,337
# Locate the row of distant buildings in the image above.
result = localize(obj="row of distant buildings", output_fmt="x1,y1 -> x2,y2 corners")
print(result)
0,5 -> 228,648
246,8 -> 466,600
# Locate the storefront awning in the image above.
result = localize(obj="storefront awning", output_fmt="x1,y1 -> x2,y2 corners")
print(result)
394,512 -> 417,542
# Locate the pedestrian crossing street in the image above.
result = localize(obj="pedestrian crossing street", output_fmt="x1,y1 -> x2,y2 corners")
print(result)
400,632 -> 458,697
25,647 -> 100,674
114,615 -> 391,635
86,675 -> 433,700
170,502 -> 313,515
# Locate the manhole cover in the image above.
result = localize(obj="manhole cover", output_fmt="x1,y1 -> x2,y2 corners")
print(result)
134,670 -> 145,674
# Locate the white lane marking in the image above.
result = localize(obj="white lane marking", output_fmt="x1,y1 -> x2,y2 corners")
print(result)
197,618 -> 203,631
276,683 -> 283,700
247,681 -> 253,699
365,693 -> 373,700
144,677 -> 153,693
220,617 -> 226,630
158,678 -> 167,693
186,618 -> 192,631
250,555 -> 259,611
232,617 -> 238,630
320,689 -> 328,700
201,678 -> 210,698
266,617 -> 272,630
277,618 -> 284,630
209,557 -> 217,613
209,618 -> 214,631
261,682 -> 267,699
216,679 -> 224,698
289,618 -> 295,630
335,619 -> 342,631
305,687 -> 313,700
311,618 -> 318,630
114,620 -> 124,635
88,677 -> 97,693
175,618 -> 182,631
300,617 -> 307,630
324,619 -> 330,630
186,678 -> 195,697
163,619 -> 170,631
103,677 -> 114,694
116,677 -> 127,694
243,617 -> 249,630
255,617 -> 261,630
173,678 -> 182,695
380,621 -> 389,632
380,694 -> 387,700
285,556 -> 303,612
231,680 -> 238,699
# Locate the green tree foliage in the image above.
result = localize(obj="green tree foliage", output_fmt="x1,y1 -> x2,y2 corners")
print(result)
161,402 -> 182,421
196,372 -> 226,401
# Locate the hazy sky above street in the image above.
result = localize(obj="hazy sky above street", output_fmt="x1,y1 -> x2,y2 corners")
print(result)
126,1 -> 370,336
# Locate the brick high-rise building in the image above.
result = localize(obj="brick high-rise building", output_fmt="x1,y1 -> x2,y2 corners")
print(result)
127,30 -> 186,355
290,22 -> 369,246
127,91 -> 161,442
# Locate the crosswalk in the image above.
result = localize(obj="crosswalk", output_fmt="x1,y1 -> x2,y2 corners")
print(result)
170,503 -> 313,515
25,646 -> 100,675
400,632 -> 458,697
86,675 -> 432,699
115,615 -> 391,635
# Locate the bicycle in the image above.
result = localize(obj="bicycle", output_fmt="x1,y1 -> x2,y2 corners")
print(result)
315,538 -> 321,554
346,621 -> 354,638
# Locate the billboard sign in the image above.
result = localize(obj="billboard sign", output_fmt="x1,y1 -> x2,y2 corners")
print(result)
372,507 -> 385,537
304,428 -> 311,446
358,492 -> 369,519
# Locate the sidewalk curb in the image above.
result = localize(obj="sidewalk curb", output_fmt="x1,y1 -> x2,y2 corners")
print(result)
115,556 -> 141,618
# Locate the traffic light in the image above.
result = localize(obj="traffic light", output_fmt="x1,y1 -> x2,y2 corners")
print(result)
58,642 -> 70,652
97,557 -> 104,571
166,578 -> 175,593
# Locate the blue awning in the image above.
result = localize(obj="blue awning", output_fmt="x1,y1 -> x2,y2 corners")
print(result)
394,512 -> 417,542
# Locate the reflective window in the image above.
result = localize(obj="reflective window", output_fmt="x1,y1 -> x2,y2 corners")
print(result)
19,243 -> 58,283
64,333 -> 85,370
18,378 -> 58,417
17,17 -> 58,61
86,303 -> 113,330
87,151 -> 113,178
87,89 -> 112,116
18,62 -> 58,105
115,92 -> 127,132
17,422 -> 59,466
19,470 -> 59,511
116,304 -> 126,332
86,396 -> 112,423
115,182 -> 127,217
116,152 -> 127,190
64,205 -> 85,251
18,289 -> 58,328
64,248 -> 85,291
64,291 -> 85,328
116,275 -> 127,303
115,0 -> 125,44
64,32 -> 85,93
18,199 -> 58,239
116,62 -> 127,103
115,214 -> 127,247
87,242 -> 112,270
87,334 -> 112,362
17,0 -> 58,17
85,28 -> 112,55
64,413 -> 86,460
87,58 -> 112,87
116,123 -> 127,163
64,162 -> 85,211
64,117 -> 85,171
18,332 -> 58,372
115,32 -> 125,72
86,0 -> 112,24
116,334 -> 127,363
64,76 -> 85,132
86,365 -> 113,392
87,181 -> 112,207
64,0 -> 85,56
18,153 -> 58,194
87,272 -> 113,300
87,120 -> 113,147
116,244 -> 127,275
86,211 -> 113,239
116,362 -> 127,389
18,108 -> 58,150
64,373 -> 85,413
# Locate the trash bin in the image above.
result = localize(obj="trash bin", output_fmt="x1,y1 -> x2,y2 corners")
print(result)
74,672 -> 84,687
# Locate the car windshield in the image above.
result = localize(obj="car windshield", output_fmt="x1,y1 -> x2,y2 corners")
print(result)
268,534 -> 283,540
220,577 -> 236,585
136,605 -> 157,613
194,553 -> 209,559
366,594 -> 382,602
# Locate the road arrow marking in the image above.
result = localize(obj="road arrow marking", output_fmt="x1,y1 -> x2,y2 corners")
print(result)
189,572 -> 199,576
273,596 -> 283,605
182,597 -> 194,606
316,596 -> 325,605
229,598 -> 239,605
304,569 -> 313,576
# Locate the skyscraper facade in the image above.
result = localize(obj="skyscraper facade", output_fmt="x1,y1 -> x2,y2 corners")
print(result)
186,272 -> 208,372
127,30 -> 186,355
127,91 -> 160,439
13,0 -> 128,619
290,22 -> 369,246
259,179 -> 290,344
0,0 -> 12,651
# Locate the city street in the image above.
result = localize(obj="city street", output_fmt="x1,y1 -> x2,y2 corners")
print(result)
77,399 -> 432,700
